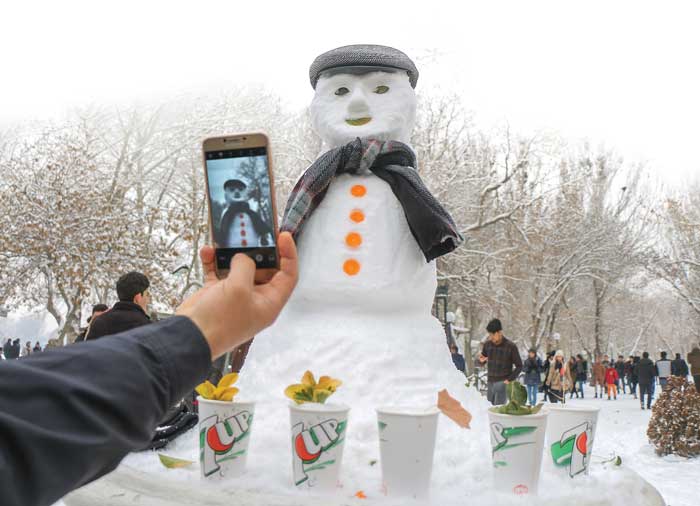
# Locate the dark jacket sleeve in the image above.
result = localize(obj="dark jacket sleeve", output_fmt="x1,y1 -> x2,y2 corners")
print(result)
0,316 -> 211,506
509,342 -> 523,381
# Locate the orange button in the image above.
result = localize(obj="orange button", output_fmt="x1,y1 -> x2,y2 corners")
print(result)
345,232 -> 362,248
351,185 -> 366,197
343,259 -> 361,276
349,210 -> 365,223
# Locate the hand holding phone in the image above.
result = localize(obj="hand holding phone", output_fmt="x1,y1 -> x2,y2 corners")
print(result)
202,133 -> 279,283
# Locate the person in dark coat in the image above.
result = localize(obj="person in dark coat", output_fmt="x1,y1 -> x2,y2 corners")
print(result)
86,273 -> 151,340
478,319 -> 523,406
688,346 -> 700,392
2,338 -> 11,359
568,356 -> 579,399
33,341 -> 42,353
635,351 -> 656,409
542,350 -> 555,400
0,235 -> 298,506
575,354 -> 587,398
671,353 -> 689,378
75,304 -> 109,342
523,348 -> 542,406
10,338 -> 21,359
626,356 -> 638,399
449,343 -> 466,374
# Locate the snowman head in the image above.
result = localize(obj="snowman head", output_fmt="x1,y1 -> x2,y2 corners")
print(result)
308,45 -> 419,150
223,179 -> 249,204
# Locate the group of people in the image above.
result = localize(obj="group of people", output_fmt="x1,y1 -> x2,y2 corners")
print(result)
1,338 -> 43,359
466,318 -> 700,410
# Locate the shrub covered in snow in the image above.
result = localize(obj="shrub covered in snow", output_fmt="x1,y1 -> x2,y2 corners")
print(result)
647,376 -> 700,457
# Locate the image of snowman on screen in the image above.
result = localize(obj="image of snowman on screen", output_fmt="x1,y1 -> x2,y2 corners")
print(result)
217,178 -> 272,248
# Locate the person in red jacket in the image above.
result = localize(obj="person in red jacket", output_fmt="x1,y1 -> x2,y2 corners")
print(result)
606,364 -> 619,400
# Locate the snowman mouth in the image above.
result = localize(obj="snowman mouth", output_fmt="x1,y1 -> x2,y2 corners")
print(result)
346,117 -> 372,126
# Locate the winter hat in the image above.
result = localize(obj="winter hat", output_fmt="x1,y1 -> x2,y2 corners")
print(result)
309,44 -> 419,89
555,349 -> 564,358
224,178 -> 248,191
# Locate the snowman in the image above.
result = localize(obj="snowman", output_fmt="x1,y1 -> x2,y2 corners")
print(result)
234,46 -> 483,482
217,178 -> 272,248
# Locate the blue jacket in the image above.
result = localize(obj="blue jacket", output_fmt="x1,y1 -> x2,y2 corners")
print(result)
523,356 -> 542,385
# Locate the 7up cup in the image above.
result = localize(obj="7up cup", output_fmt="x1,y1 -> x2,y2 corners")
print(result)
545,405 -> 600,478
289,403 -> 349,491
488,409 -> 548,496
376,407 -> 440,499
198,398 -> 255,480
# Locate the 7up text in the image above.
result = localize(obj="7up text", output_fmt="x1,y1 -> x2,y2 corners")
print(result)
291,418 -> 347,486
199,410 -> 252,477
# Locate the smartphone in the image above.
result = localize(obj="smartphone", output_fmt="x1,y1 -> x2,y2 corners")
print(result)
202,133 -> 279,282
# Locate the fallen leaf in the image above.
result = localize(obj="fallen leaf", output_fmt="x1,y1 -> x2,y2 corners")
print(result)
437,389 -> 472,429
158,453 -> 194,469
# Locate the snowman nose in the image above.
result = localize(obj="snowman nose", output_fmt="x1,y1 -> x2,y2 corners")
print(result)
347,88 -> 370,115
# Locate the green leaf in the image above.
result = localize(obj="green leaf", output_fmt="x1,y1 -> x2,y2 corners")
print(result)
158,454 -> 194,469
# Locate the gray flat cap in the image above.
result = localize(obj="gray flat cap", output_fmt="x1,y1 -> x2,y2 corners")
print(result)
309,44 -> 419,89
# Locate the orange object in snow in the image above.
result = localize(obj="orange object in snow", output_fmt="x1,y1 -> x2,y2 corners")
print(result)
343,259 -> 361,276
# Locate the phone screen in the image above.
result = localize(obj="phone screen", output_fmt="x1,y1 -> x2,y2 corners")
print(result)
205,147 -> 277,270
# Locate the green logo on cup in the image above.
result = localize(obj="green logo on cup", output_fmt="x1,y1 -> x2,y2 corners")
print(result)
490,422 -> 537,461
550,421 -> 591,477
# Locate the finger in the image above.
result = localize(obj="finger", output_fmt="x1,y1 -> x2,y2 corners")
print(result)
228,253 -> 256,288
199,246 -> 219,285
256,232 -> 298,307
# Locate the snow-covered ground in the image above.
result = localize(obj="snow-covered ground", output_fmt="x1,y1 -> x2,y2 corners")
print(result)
59,382 -> 698,506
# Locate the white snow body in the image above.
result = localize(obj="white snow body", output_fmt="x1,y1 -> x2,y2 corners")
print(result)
234,68 -> 483,495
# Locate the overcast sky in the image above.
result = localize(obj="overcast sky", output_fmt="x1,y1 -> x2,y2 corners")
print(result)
1,0 -> 698,186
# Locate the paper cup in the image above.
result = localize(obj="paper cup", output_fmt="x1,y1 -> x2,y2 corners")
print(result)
198,398 -> 255,480
488,409 -> 548,496
545,405 -> 600,478
289,403 -> 349,490
376,407 -> 440,499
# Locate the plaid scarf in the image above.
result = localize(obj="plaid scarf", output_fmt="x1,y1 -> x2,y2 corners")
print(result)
281,138 -> 463,262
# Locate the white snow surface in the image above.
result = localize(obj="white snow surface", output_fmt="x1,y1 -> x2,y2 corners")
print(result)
109,385 -> 700,506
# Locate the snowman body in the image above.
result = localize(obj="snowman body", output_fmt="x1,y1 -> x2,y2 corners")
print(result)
223,211 -> 261,248
235,68 -> 482,491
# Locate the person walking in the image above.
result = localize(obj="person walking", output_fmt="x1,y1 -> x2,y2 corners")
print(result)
624,356 -> 635,397
605,362 -> 619,400
449,343 -> 465,374
2,338 -> 11,359
575,354 -> 587,398
542,350 -> 555,401
592,356 -> 606,399
614,355 -> 626,394
86,273 -> 152,340
33,341 -> 42,353
523,348 -> 542,406
635,351 -> 656,410
545,350 -> 569,403
478,319 -> 523,406
629,357 -> 639,399
567,356 -> 579,399
656,351 -> 672,389
21,341 -> 33,358
688,346 -> 700,392
671,352 -> 689,378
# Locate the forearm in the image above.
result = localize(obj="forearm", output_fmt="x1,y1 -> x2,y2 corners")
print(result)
0,316 -> 211,506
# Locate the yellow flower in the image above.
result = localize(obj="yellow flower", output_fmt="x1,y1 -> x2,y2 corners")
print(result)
284,370 -> 342,405
196,373 -> 240,401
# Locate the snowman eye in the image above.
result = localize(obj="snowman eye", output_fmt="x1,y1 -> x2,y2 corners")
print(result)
335,87 -> 350,96
374,85 -> 390,94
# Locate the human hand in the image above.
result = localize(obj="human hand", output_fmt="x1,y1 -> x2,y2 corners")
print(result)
177,232 -> 298,359
478,354 -> 488,364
